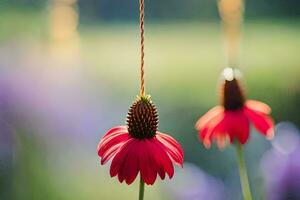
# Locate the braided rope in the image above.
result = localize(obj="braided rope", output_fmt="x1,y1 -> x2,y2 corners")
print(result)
139,0 -> 145,96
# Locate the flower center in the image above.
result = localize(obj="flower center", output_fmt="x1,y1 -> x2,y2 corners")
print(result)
221,68 -> 245,110
126,95 -> 158,139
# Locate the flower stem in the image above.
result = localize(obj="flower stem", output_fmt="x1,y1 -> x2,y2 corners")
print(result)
139,176 -> 145,200
236,143 -> 253,200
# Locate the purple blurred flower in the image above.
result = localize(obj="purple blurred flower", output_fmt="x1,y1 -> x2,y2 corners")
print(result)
163,162 -> 228,200
261,122 -> 300,200
0,58 -> 115,141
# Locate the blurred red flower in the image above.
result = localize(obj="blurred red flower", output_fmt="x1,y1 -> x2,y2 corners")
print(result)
195,68 -> 274,149
97,96 -> 184,185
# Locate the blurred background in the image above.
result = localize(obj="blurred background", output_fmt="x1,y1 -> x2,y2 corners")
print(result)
0,0 -> 299,199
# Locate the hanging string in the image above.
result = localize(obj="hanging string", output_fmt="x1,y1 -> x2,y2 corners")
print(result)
218,0 -> 244,68
139,0 -> 146,96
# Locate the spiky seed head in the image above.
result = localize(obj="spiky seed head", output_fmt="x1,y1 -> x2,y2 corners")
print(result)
126,95 -> 158,139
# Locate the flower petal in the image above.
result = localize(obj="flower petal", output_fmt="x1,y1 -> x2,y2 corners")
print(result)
215,133 -> 230,149
97,127 -> 130,165
102,130 -> 181,185
199,125 -> 210,146
149,139 -> 174,180
201,113 -> 227,148
98,126 -> 128,156
246,100 -> 271,114
139,140 -> 158,185
228,111 -> 250,144
209,117 -> 230,148
204,111 -> 249,147
99,126 -> 127,146
195,106 -> 224,130
156,132 -> 184,167
120,140 -> 140,185
100,140 -> 125,165
109,138 -> 135,178
244,107 -> 274,139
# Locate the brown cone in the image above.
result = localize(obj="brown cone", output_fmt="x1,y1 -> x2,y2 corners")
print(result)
221,69 -> 246,110
126,95 -> 158,139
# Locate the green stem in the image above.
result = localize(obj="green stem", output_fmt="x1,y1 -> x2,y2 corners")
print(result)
236,143 -> 253,200
139,176 -> 145,200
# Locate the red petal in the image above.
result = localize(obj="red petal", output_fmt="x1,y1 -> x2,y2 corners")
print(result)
195,106 -> 223,130
149,139 -> 174,180
156,132 -> 184,167
227,111 -> 250,144
97,126 -> 130,166
97,126 -> 128,156
139,140 -> 158,185
211,119 -> 230,148
246,100 -> 271,114
199,110 -> 251,147
122,142 -> 140,185
106,134 -> 179,185
99,133 -> 131,164
109,139 -> 135,179
215,133 -> 230,149
199,126 -> 210,146
99,126 -> 127,146
201,113 -> 227,148
244,107 -> 275,139
100,142 -> 123,165
156,166 -> 166,180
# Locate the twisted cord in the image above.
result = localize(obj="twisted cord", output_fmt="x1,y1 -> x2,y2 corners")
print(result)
139,0 -> 145,96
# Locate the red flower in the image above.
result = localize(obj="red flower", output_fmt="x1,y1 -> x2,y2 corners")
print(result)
97,96 -> 184,185
195,68 -> 274,148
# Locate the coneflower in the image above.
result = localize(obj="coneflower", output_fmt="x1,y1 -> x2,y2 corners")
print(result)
97,1 -> 184,199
